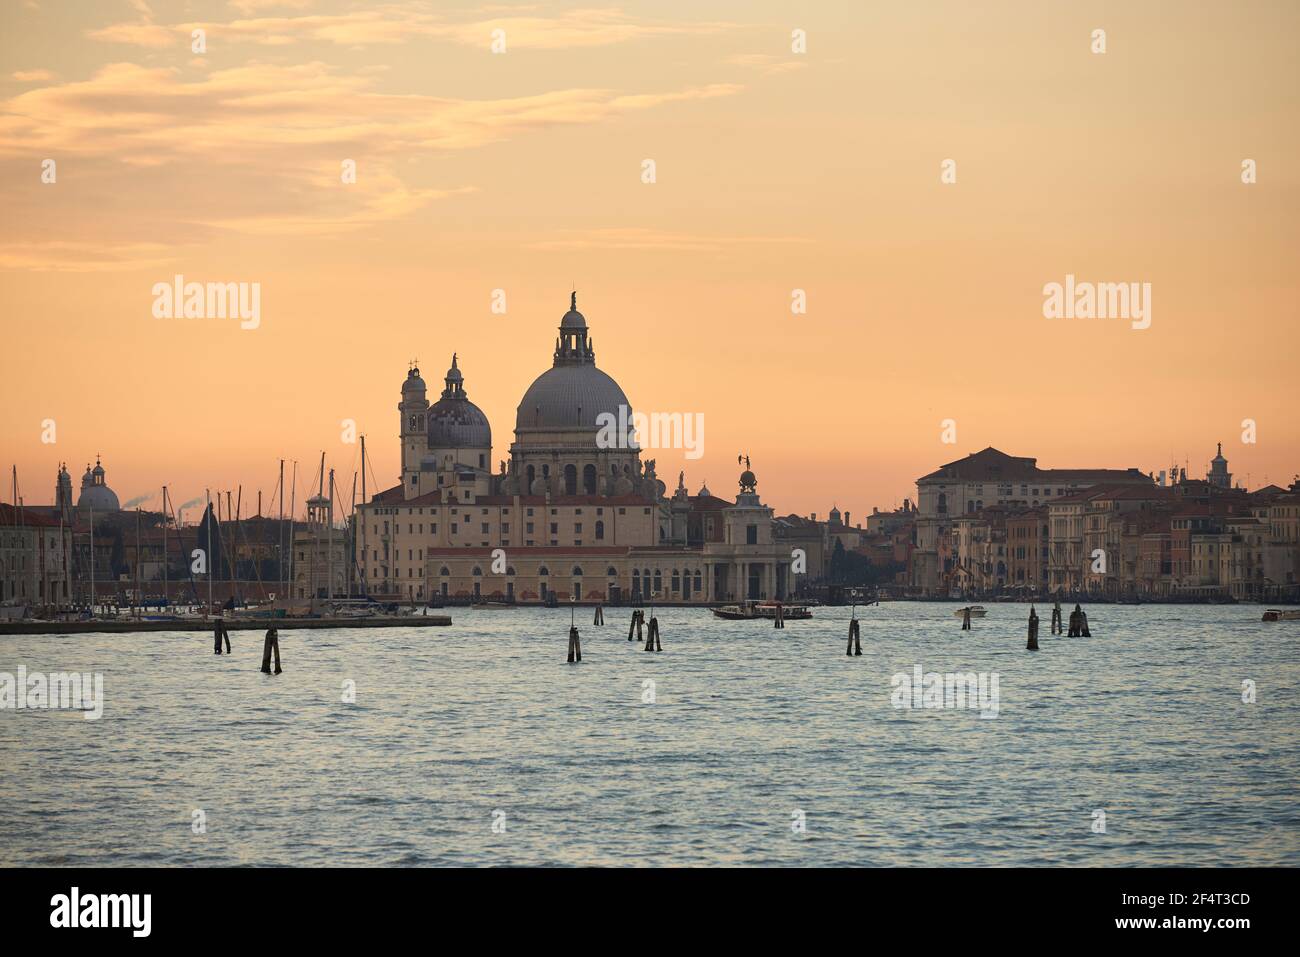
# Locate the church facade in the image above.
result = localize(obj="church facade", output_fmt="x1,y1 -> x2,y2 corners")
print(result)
354,296 -> 793,604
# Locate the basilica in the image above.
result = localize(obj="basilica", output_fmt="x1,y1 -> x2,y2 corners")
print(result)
354,295 -> 794,604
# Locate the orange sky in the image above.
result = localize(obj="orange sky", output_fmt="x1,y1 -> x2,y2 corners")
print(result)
1,0 -> 1297,522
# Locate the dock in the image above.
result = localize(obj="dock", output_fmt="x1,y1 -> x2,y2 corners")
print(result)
0,616 -> 452,636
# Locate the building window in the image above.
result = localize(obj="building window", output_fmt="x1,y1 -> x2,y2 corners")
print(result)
595,520 -> 604,540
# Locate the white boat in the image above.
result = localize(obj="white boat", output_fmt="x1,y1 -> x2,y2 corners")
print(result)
953,605 -> 988,619
1262,609 -> 1300,622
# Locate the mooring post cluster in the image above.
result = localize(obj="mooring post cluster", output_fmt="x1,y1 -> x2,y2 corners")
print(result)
628,608 -> 644,642
567,595 -> 582,662
961,606 -> 972,631
1051,601 -> 1063,635
1027,605 -> 1040,650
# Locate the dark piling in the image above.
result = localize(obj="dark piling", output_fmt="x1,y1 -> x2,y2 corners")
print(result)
260,628 -> 281,674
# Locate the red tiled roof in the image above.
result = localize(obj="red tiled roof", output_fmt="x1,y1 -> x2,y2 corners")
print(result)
918,446 -> 1149,486
0,504 -> 63,527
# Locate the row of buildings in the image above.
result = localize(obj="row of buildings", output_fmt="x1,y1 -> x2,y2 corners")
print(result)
5,296 -> 1296,607
898,445 -> 1300,601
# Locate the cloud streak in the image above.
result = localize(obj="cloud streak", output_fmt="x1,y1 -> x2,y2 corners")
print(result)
89,6 -> 734,50
0,61 -> 742,256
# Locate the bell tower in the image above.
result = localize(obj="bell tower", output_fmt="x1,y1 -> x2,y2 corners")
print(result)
399,361 -> 428,497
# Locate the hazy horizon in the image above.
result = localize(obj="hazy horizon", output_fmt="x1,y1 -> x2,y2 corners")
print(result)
2,0 -> 1297,520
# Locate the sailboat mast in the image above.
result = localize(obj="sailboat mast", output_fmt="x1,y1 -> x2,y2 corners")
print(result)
360,435 -> 367,596
205,489 -> 212,615
327,468 -> 335,602
288,461 -> 297,598
278,459 -> 284,597
89,503 -> 95,615
161,486 -> 168,608
134,507 -> 141,618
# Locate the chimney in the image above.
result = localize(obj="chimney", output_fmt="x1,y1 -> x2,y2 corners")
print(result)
845,512 -> 851,527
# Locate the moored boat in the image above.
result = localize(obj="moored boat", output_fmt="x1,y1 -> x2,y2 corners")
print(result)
953,605 -> 988,618
1261,608 -> 1300,622
711,600 -> 813,621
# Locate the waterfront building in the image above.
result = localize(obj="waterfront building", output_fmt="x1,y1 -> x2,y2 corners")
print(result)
354,296 -> 793,603
0,503 -> 71,606
910,447 -> 1151,596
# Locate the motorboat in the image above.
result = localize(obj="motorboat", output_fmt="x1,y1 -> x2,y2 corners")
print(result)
1261,608 -> 1300,622
711,600 -> 813,621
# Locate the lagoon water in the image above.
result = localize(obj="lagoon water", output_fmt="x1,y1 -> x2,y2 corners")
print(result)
1,603 -> 1297,866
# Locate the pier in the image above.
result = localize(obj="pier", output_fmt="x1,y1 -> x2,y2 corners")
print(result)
0,615 -> 451,636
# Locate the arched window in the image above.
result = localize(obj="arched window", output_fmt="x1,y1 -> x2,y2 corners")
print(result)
571,566 -> 583,577
506,566 -> 516,576
694,569 -> 703,591
671,569 -> 680,592
526,465 -> 536,490
472,566 -> 483,576
606,566 -> 617,577
595,520 -> 604,540
439,566 -> 450,576
564,464 -> 577,495
583,464 -> 597,494
632,570 -> 641,596
653,569 -> 662,593
538,566 -> 550,576
937,492 -> 947,514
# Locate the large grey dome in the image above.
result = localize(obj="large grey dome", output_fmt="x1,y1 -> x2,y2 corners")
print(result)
516,364 -> 630,431
77,457 -> 120,511
515,294 -> 631,432
427,354 -> 491,449
78,485 -> 120,511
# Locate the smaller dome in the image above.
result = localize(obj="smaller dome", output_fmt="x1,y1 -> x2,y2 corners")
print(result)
428,354 -> 491,451
560,291 -> 586,330
698,481 -> 712,497
402,366 -> 426,394
740,470 -> 756,489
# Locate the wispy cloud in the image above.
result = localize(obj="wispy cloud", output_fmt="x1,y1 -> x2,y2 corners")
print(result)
11,69 -> 58,82
725,54 -> 806,75
89,6 -> 734,50
0,61 -> 744,261
0,240 -> 177,272
528,227 -> 812,253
